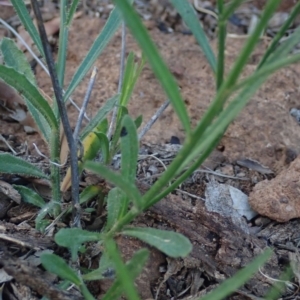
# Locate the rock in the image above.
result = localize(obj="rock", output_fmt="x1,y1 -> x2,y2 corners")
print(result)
249,155 -> 300,222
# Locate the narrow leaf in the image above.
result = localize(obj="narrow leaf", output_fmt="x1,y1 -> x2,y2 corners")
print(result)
0,38 -> 52,141
104,238 -> 140,300
41,253 -> 81,285
55,228 -> 101,261
170,0 -> 216,73
80,95 -> 118,139
64,2 -> 133,101
0,153 -> 48,179
200,249 -> 272,300
122,227 -> 192,258
121,115 -> 138,183
67,0 -> 80,25
120,52 -> 145,106
85,161 -> 143,209
106,187 -> 125,230
10,0 -> 44,57
56,0 -> 68,87
13,185 -> 46,208
102,248 -> 149,300
114,0 -> 191,135
0,65 -> 58,131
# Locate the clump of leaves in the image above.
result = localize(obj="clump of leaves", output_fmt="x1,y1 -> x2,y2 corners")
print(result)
1,0 -> 300,299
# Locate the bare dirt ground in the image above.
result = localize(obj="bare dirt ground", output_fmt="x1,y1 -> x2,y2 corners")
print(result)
1,1 -> 300,299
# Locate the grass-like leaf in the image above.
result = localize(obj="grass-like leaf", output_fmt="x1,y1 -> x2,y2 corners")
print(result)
121,115 -> 138,183
122,227 -> 192,258
200,249 -> 272,300
0,38 -> 52,141
114,0 -> 191,136
104,238 -> 142,300
102,248 -> 149,300
67,0 -> 80,26
9,0 -> 44,57
170,0 -> 216,73
106,187 -> 125,230
41,253 -> 81,286
63,2 -> 133,101
85,161 -> 143,209
258,1 -> 300,69
0,65 -> 58,132
120,52 -> 145,107
0,153 -> 48,179
80,94 -> 118,140
13,185 -> 46,208
56,0 -> 68,88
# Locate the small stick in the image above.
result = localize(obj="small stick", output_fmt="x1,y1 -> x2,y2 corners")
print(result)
108,22 -> 126,140
138,100 -> 169,140
73,67 -> 97,142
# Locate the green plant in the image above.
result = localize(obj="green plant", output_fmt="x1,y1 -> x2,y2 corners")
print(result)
1,0 -> 300,299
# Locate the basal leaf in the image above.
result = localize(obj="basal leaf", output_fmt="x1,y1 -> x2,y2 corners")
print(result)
121,115 -> 138,183
41,253 -> 81,285
13,185 -> 46,208
102,248 -> 149,300
0,153 -> 48,179
103,238 -> 140,300
0,65 -> 58,133
122,227 -> 192,258
55,228 -> 101,261
1,38 -> 36,85
106,187 -> 125,230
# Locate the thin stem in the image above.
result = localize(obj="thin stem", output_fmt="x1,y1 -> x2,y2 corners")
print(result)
30,0 -> 80,227
108,22 -> 126,140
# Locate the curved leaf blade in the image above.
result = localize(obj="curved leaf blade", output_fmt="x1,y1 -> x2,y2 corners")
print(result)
41,253 -> 81,285
1,38 -> 36,85
85,161 -> 142,209
122,227 -> 192,258
0,153 -> 48,179
102,248 -> 149,300
10,0 -> 44,57
64,4 -> 129,101
0,65 -> 58,132
80,94 -> 118,139
13,185 -> 46,208
200,249 -> 272,300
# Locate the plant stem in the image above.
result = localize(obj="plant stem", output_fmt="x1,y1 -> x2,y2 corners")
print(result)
30,0 -> 81,227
